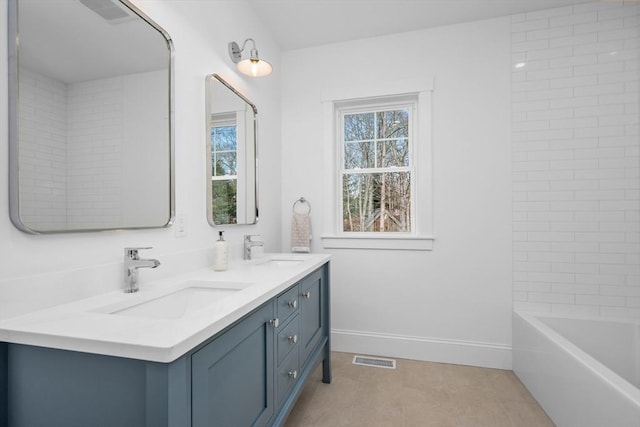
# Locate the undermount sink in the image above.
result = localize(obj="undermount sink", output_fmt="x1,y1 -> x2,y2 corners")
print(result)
99,281 -> 252,320
254,257 -> 305,268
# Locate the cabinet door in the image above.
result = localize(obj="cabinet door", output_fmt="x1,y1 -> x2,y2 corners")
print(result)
192,302 -> 274,427
299,268 -> 324,365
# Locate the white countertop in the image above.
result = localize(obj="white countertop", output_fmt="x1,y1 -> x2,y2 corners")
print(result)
0,253 -> 330,363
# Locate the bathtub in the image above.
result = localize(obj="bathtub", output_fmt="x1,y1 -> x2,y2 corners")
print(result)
513,310 -> 640,427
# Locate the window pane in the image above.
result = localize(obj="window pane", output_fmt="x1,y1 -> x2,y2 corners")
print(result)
378,138 -> 409,168
212,179 -> 237,224
344,109 -> 409,169
344,140 -> 375,169
342,172 -> 411,232
376,110 -> 408,139
344,112 -> 374,141
212,152 -> 237,176
212,126 -> 237,151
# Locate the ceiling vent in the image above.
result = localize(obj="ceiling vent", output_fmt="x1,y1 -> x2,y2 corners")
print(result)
79,0 -> 135,24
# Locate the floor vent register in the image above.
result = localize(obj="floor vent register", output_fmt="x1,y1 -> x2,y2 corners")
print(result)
352,355 -> 397,369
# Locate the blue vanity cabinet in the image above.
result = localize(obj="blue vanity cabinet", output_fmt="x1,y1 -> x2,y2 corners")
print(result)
0,263 -> 331,427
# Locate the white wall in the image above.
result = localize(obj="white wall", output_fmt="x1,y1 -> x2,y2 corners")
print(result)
0,0 -> 282,318
511,1 -> 640,319
281,18 -> 513,368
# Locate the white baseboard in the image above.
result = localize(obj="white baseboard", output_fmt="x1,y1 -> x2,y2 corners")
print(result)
331,329 -> 512,370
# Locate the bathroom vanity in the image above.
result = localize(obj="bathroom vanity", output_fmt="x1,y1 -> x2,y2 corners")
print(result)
0,255 -> 331,427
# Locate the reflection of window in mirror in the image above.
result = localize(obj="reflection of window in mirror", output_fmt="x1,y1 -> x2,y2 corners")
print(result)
205,74 -> 257,226
211,113 -> 238,224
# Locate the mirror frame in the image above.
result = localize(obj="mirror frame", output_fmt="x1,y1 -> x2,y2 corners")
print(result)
7,0 -> 175,234
205,74 -> 259,226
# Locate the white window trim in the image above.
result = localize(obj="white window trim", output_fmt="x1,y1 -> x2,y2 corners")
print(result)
320,78 -> 434,251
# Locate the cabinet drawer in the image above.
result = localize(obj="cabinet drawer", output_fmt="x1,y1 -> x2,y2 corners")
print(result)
277,315 -> 299,366
276,285 -> 299,323
276,345 -> 299,406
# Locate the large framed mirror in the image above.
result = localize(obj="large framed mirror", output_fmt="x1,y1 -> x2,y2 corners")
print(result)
206,74 -> 258,225
8,0 -> 174,233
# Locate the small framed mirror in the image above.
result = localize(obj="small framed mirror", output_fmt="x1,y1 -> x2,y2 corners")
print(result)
8,0 -> 174,233
206,74 -> 258,225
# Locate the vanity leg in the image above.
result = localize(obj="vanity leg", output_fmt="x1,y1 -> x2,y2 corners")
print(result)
322,346 -> 331,384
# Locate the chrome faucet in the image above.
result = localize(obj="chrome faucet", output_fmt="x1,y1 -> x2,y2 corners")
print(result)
244,235 -> 264,261
124,247 -> 160,293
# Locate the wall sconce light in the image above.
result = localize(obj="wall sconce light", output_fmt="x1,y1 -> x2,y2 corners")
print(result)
228,38 -> 272,77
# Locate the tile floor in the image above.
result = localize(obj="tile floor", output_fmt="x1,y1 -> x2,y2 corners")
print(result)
284,352 -> 555,427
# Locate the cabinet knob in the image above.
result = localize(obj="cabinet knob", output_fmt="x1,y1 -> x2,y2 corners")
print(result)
288,299 -> 297,309
288,334 -> 298,344
269,318 -> 279,328
302,291 -> 311,299
288,370 -> 298,380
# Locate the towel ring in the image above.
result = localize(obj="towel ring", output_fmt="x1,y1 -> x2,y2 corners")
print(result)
293,197 -> 311,214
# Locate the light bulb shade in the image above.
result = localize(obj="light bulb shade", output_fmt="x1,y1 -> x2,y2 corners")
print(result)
236,58 -> 273,77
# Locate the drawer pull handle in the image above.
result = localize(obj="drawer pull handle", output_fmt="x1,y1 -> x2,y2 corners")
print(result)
288,334 -> 298,344
288,299 -> 297,309
302,291 -> 311,299
269,318 -> 279,328
288,370 -> 298,380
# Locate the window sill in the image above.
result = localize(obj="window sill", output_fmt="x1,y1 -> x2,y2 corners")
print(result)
321,235 -> 434,251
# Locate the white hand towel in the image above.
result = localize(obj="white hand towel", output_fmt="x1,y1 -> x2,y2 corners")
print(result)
291,212 -> 312,253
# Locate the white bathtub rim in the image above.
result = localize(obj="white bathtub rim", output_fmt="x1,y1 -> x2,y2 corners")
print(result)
514,310 -> 640,409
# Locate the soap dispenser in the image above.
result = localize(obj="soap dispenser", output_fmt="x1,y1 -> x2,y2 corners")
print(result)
214,231 -> 228,271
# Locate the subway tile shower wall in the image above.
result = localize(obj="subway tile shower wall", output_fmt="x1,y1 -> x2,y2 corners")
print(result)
511,1 -> 640,319
66,77 -> 124,229
19,68 -> 68,230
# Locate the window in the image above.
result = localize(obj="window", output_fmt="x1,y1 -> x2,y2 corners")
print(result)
321,79 -> 434,250
340,103 -> 414,233
211,114 -> 237,224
